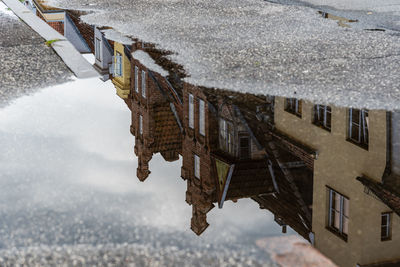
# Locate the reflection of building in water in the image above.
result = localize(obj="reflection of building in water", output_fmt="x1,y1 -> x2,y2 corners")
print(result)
26,1 -> 94,53
180,86 -> 314,237
99,30 -> 400,266
274,97 -> 400,267
128,43 -> 183,182
93,27 -> 114,81
110,42 -> 132,99
121,44 -> 315,237
180,84 -> 218,235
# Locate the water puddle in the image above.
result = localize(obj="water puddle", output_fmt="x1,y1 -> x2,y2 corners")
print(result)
1,1 -> 400,266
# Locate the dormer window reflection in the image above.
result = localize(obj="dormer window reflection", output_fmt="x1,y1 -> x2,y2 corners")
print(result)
135,66 -> 139,93
199,99 -> 205,136
189,94 -> 194,129
95,37 -> 101,61
239,136 -> 250,159
114,52 -> 122,77
141,70 -> 147,98
219,118 -> 234,154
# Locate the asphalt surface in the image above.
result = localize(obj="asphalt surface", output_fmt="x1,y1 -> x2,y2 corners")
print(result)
265,0 -> 400,34
48,0 -> 400,110
0,4 -> 72,107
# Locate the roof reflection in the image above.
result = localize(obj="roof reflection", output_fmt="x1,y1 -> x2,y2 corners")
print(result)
95,28 -> 400,267
5,2 -> 400,266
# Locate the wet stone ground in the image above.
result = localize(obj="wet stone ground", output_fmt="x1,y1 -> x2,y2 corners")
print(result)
47,0 -> 400,110
0,245 -> 265,267
0,4 -> 72,108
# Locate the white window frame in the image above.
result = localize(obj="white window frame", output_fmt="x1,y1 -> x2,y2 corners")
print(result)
349,108 -> 369,146
285,98 -> 302,117
199,99 -> 205,136
328,188 -> 349,239
220,119 -> 227,138
381,212 -> 392,241
139,115 -> 143,135
194,154 -> 200,179
219,118 -> 234,154
189,94 -> 194,129
141,70 -> 146,98
135,66 -> 139,93
219,118 -> 227,151
227,124 -> 234,154
314,104 -> 331,131
114,52 -> 122,77
95,37 -> 101,61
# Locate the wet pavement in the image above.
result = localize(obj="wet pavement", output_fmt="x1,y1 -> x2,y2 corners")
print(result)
265,0 -> 400,31
47,0 -> 400,110
0,2 -> 72,108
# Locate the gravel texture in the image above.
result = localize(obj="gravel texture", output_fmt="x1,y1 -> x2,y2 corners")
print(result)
0,244 -> 268,267
266,0 -> 400,38
0,4 -> 72,107
279,0 -> 400,12
47,0 -> 400,110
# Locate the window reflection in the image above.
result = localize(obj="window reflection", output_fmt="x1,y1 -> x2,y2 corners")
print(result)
110,40 -> 400,267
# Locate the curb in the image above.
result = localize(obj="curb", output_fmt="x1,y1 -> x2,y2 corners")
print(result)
2,0 -> 99,79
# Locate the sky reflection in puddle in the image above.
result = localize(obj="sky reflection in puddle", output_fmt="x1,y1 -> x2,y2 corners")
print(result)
0,75 -> 290,265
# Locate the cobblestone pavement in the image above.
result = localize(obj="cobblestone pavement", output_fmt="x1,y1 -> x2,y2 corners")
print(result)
0,3 -> 72,108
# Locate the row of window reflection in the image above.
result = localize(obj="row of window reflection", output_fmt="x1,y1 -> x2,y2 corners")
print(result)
110,53 -> 148,99
285,98 -> 369,148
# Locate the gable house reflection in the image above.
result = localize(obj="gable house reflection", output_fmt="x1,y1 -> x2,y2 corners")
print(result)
129,43 -> 182,182
100,33 -> 400,267
27,1 -> 94,54
180,86 -> 314,237
40,9 -> 400,266
181,84 -> 219,235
